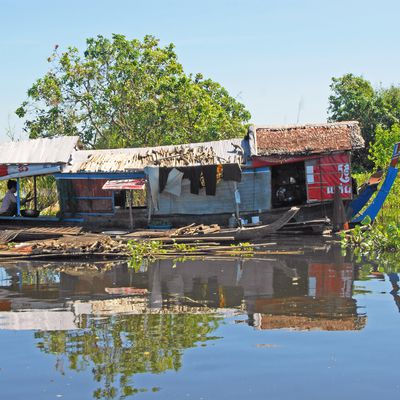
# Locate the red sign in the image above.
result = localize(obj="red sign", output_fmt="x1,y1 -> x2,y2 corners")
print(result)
306,153 -> 352,202
102,179 -> 146,190
0,164 -> 61,180
0,165 -> 7,176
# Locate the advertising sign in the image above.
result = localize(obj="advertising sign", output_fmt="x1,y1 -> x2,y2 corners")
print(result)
306,153 -> 352,202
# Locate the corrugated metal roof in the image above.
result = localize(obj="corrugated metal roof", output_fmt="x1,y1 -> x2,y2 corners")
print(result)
0,136 -> 80,164
65,139 -> 249,173
250,121 -> 364,156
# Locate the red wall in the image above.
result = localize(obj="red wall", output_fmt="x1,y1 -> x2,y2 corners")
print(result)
306,153 -> 352,202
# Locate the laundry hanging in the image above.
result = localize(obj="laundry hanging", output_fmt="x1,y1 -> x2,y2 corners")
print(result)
163,168 -> 184,196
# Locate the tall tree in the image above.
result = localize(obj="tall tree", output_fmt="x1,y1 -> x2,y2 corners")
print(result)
16,35 -> 251,149
328,74 -> 400,168
328,73 -> 377,146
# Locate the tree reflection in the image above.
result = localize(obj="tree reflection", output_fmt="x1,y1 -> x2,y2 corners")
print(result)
35,312 -> 221,399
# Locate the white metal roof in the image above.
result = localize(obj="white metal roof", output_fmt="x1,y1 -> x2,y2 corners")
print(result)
0,136 -> 80,164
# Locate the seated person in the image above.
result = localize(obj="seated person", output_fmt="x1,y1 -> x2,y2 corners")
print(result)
0,180 -> 32,216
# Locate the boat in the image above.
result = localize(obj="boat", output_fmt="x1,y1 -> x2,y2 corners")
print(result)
349,141 -> 400,224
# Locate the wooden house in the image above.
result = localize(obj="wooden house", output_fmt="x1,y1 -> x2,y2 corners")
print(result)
248,121 -> 364,212
56,138 -> 271,228
53,121 -> 364,229
0,121 -> 364,229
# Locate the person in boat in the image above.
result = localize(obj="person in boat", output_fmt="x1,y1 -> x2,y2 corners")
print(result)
0,180 -> 32,216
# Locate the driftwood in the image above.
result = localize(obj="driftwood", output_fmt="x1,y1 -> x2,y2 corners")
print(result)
126,230 -> 173,238
172,223 -> 196,235
143,236 -> 236,243
172,224 -> 221,236
0,230 -> 21,245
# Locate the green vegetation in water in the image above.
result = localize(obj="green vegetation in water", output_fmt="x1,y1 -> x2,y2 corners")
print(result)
127,240 -> 201,270
341,216 -> 400,252
229,242 -> 254,257
127,240 -> 257,270
341,216 -> 400,271
342,123 -> 400,262
170,240 -> 198,253
127,240 -> 166,271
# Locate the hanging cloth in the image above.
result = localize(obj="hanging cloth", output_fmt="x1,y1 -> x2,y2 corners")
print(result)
144,166 -> 160,211
201,165 -> 217,196
159,167 -> 172,193
222,164 -> 242,182
183,166 -> 202,195
163,168 -> 184,197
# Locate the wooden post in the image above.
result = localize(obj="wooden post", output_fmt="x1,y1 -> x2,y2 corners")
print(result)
233,182 -> 241,227
129,190 -> 134,231
33,175 -> 37,210
146,181 -> 152,226
16,178 -> 21,216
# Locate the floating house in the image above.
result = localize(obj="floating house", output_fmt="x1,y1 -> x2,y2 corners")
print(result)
0,136 -> 80,219
0,121 -> 364,229
249,121 -> 364,208
56,138 -> 259,228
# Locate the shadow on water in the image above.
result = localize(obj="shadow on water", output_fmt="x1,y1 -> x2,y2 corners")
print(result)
0,238 -> 398,399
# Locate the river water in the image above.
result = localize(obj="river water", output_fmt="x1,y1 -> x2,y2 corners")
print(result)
0,238 -> 399,399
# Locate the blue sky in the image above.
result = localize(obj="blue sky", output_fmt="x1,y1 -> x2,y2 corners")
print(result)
1,0 -> 399,142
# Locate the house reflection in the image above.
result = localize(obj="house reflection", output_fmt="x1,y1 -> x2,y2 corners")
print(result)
0,246 -> 366,331
149,253 -> 366,331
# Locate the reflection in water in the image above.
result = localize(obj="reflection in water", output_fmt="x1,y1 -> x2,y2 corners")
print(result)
35,313 -> 221,398
387,273 -> 400,312
0,245 -> 370,398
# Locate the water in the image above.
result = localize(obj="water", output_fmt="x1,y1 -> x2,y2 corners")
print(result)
0,240 -> 399,399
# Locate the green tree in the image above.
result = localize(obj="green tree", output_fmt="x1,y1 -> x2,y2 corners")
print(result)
328,74 -> 400,168
375,86 -> 400,128
369,124 -> 400,169
328,73 -> 377,146
16,35 -> 251,149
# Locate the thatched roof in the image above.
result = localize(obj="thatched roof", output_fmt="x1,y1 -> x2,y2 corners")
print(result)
249,121 -> 364,157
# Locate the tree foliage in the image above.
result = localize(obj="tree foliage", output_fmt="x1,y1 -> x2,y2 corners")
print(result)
16,35 -> 251,149
328,74 -> 400,146
369,124 -> 400,169
328,74 -> 376,145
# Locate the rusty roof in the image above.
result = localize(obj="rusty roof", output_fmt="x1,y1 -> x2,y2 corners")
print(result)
250,121 -> 364,156
65,139 -> 248,173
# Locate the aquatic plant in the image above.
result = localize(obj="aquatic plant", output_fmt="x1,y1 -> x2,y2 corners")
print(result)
341,216 -> 400,261
127,239 -> 260,270
171,240 -> 197,253
127,240 -> 166,271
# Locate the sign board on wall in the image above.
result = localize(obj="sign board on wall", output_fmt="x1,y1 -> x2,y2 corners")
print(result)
0,164 -> 61,180
305,153 -> 353,202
